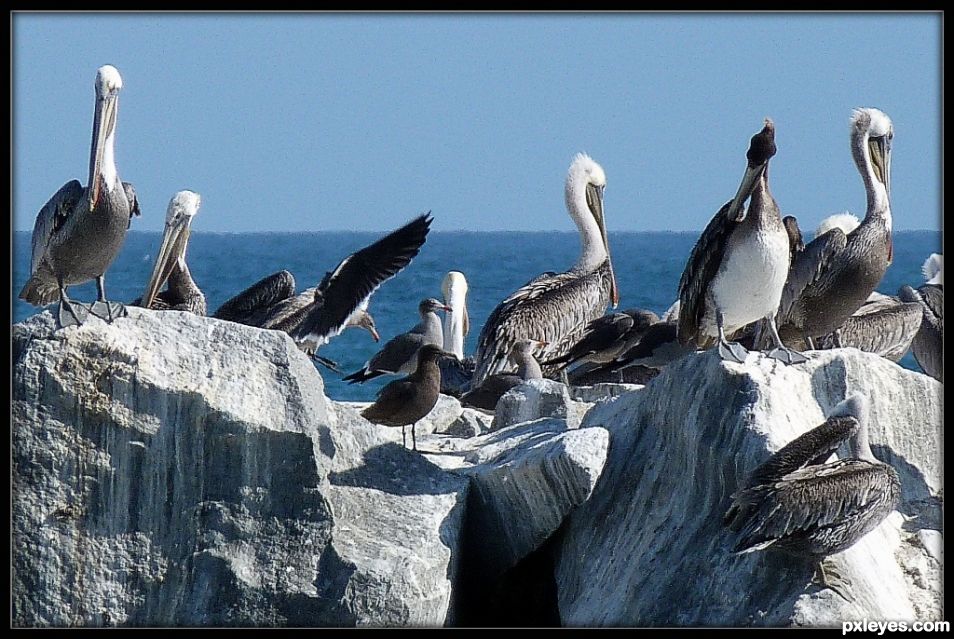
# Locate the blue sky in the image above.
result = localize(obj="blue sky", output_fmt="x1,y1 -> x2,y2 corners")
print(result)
12,13 -> 941,234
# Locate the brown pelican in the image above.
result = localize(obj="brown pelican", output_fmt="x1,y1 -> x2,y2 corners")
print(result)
136,190 -> 206,315
898,253 -> 943,381
214,213 -> 431,364
460,339 -> 545,411
472,153 -> 618,385
438,271 -> 477,396
19,65 -> 140,327
783,215 -> 804,264
596,319 -> 695,379
441,271 -> 470,359
771,108 -> 894,350
361,343 -> 447,451
344,297 -> 451,384
724,394 -> 900,590
544,309 -> 658,372
814,292 -> 922,360
677,119 -> 806,365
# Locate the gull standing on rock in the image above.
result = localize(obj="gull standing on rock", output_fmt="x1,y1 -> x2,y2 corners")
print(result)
19,65 -> 140,328
344,297 -> 452,384
677,119 -> 806,365
473,153 -> 618,385
361,343 -> 447,451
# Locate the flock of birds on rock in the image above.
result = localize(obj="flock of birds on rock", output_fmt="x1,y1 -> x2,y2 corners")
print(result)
18,65 -> 942,596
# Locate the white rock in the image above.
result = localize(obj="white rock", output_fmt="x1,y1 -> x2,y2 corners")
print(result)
491,379 -> 594,431
13,309 -> 468,627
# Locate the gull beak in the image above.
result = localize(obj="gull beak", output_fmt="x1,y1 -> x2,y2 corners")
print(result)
141,216 -> 190,309
88,91 -> 119,210
586,183 -> 618,307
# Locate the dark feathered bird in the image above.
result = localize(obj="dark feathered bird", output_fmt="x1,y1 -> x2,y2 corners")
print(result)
677,119 -> 805,365
343,298 -> 450,384
725,394 -> 900,585
897,254 -> 943,381
361,343 -> 446,451
214,213 -> 431,365
460,339 -> 545,411
134,191 -> 206,315
544,309 -> 658,371
769,109 -> 895,350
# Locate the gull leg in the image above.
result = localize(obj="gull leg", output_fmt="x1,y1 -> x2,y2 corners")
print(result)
402,425 -> 407,449
411,422 -> 418,452
56,282 -> 88,329
764,314 -> 808,365
716,310 -> 748,363
88,276 -> 127,322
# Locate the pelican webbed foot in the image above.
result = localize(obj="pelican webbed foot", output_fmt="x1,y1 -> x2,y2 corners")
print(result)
88,300 -> 128,323
813,560 -> 853,603
57,298 -> 89,329
765,347 -> 809,365
717,340 -> 749,364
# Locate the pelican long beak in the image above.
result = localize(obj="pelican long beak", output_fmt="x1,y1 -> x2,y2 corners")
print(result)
586,183 -> 618,307
868,136 -> 891,197
88,92 -> 119,210
142,217 -> 191,309
726,161 -> 766,223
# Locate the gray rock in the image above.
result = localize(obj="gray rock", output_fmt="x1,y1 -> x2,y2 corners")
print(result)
13,309 -> 467,627
491,379 -> 593,431
443,409 -> 494,439
569,383 -> 643,403
554,348 -> 942,626
422,418 -> 609,588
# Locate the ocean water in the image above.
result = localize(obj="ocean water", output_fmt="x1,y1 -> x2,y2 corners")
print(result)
13,229 -> 941,401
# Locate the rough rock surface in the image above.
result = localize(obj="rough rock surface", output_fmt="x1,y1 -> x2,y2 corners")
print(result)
491,379 -> 593,431
443,409 -> 494,439
569,383 -> 643,403
554,348 -> 943,626
13,309 -> 468,627
14,307 -> 942,628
